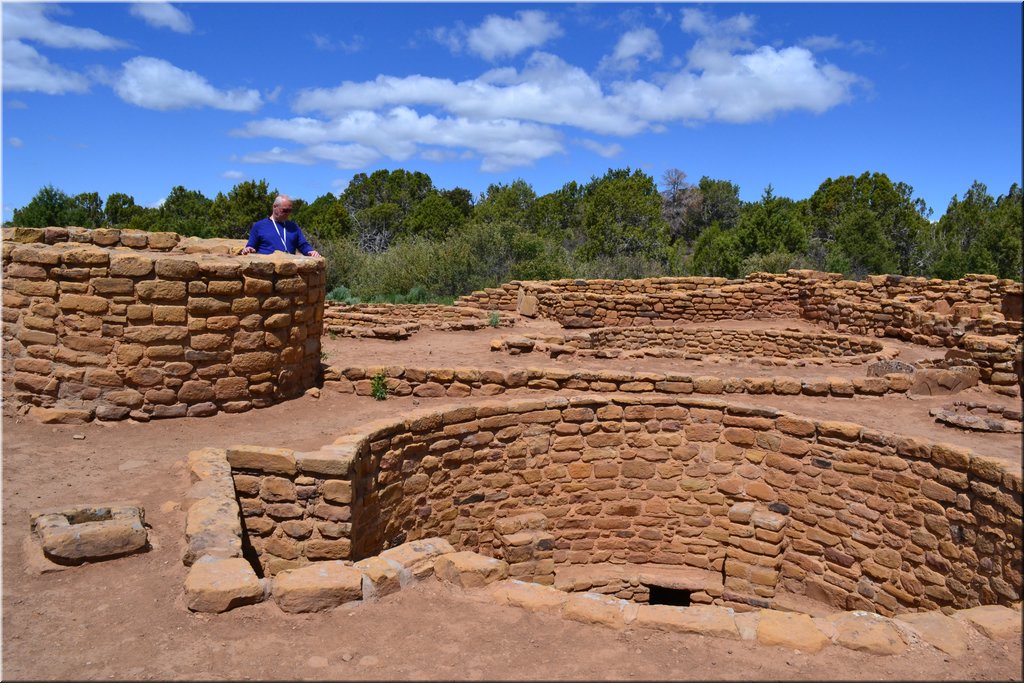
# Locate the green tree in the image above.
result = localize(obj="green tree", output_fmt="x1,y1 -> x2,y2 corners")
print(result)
209,179 -> 276,238
577,168 -> 669,261
159,185 -> 213,236
124,207 -> 161,232
473,179 -> 537,225
691,223 -> 741,277
440,187 -> 474,218
734,185 -> 808,257
104,192 -> 142,227
931,181 -> 1022,279
806,171 -> 930,275
68,192 -> 104,228
292,192 -> 352,242
10,185 -> 73,227
528,181 -> 583,247
405,192 -> 466,241
695,176 -> 742,235
826,207 -> 898,278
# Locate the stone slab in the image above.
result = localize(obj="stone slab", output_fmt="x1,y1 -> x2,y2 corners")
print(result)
185,557 -> 264,613
489,579 -> 568,613
823,611 -> 908,655
635,604 -> 740,640
379,537 -> 456,579
756,609 -> 830,653
434,551 -> 508,589
953,605 -> 1022,640
896,611 -> 969,657
272,561 -> 363,613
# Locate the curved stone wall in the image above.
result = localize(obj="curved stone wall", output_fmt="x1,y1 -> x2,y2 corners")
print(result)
218,396 -> 1021,617
2,233 -> 325,421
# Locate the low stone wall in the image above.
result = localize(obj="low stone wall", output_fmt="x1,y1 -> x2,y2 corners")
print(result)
3,230 -> 325,422
323,302 -> 514,341
456,271 -> 1021,390
496,327 -> 888,365
534,281 -> 802,329
199,396 -> 1021,616
455,282 -> 522,311
323,364 -> 916,399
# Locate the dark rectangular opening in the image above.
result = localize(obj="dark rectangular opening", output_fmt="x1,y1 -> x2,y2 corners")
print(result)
647,584 -> 691,607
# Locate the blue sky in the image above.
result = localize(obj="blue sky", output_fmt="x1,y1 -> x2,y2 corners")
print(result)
2,2 -> 1021,222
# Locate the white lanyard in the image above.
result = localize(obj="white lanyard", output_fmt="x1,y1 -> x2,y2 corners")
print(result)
269,218 -> 288,251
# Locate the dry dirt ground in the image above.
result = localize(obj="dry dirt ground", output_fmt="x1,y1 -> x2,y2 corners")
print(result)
2,317 -> 1022,681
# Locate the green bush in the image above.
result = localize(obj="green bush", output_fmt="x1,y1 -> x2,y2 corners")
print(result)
370,370 -> 388,401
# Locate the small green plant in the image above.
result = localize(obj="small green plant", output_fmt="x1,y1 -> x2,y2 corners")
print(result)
370,370 -> 388,401
320,351 -> 329,361
487,311 -> 500,328
328,330 -> 337,340
326,285 -> 360,304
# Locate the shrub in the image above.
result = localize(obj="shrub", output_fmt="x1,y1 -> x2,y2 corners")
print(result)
370,370 -> 388,401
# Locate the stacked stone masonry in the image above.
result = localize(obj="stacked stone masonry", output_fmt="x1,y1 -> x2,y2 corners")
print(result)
324,364 -> 918,399
184,443 -> 1021,655
2,226 -> 325,421
323,301 -> 514,341
496,327 -> 889,364
457,271 -> 1021,389
191,396 -> 1021,617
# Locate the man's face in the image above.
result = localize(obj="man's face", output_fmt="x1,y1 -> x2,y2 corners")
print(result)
272,201 -> 293,221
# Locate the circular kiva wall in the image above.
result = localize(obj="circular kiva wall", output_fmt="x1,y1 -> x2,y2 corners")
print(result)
299,396 -> 1020,616
2,235 -> 324,421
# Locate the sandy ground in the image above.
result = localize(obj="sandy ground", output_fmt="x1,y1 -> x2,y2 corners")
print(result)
2,316 -> 1021,681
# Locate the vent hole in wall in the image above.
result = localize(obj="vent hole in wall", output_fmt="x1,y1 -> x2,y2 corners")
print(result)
646,584 -> 692,607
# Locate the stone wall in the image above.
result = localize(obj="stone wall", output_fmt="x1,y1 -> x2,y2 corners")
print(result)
2,228 -> 325,421
220,396 -> 1021,617
497,327 -> 888,364
324,363 -> 915,399
457,271 -> 1021,389
323,302 -> 514,341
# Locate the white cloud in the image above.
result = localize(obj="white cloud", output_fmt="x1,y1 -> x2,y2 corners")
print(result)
129,3 -> 194,34
579,139 -> 622,158
799,35 -> 876,56
310,33 -> 364,54
234,106 -> 563,172
600,27 -> 662,72
294,53 -> 641,136
234,9 -> 861,174
2,4 -> 128,49
466,10 -> 562,61
429,25 -> 464,54
2,40 -> 90,94
114,57 -> 263,111
6,99 -> 29,109
222,170 -> 245,179
9,137 -> 25,148
240,143 -> 382,170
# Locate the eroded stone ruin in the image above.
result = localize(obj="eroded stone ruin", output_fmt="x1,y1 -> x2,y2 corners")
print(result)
4,227 -> 1021,655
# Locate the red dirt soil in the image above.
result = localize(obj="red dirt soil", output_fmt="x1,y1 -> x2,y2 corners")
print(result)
2,317 -> 1021,680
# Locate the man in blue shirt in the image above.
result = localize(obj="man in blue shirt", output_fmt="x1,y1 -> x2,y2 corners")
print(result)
241,195 -> 322,257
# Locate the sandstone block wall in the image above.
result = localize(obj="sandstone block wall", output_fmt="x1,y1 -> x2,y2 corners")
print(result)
323,302 -> 514,341
457,271 -> 1021,389
232,396 -> 1020,617
324,364 -> 916,400
2,229 -> 325,421
224,445 -> 355,576
499,327 -> 887,364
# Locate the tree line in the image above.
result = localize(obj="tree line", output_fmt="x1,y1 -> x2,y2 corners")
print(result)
7,169 -> 1021,302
